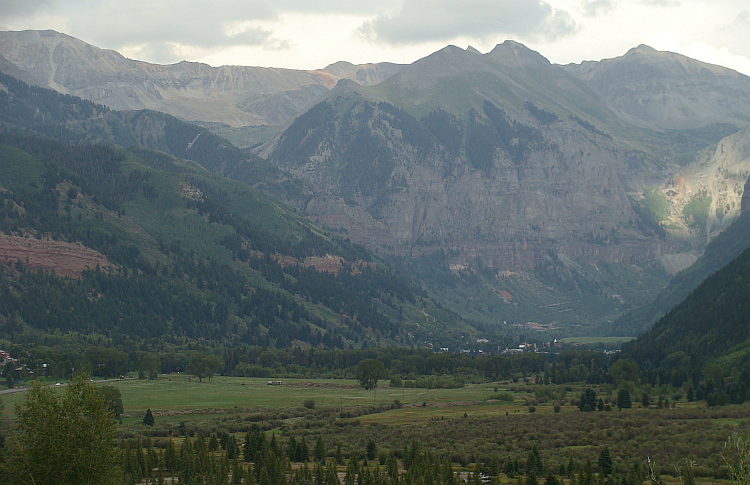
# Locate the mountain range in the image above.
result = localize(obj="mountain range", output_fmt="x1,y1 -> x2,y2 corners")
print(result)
0,29 -> 403,147
2,30 -> 750,336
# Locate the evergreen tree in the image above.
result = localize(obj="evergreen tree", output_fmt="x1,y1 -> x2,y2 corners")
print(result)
578,388 -> 597,412
598,447 -> 613,477
366,440 -> 378,461
143,408 -> 155,426
315,436 -> 326,462
617,389 -> 632,409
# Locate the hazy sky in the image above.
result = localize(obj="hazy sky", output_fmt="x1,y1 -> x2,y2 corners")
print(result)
2,0 -> 749,75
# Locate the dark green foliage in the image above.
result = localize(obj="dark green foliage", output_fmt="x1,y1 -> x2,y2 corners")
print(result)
366,440 -> 378,461
99,385 -> 124,420
421,109 -> 463,157
569,116 -> 610,139
617,389 -> 632,409
356,359 -> 387,390
0,130 -> 434,350
143,408 -> 154,427
578,388 -> 597,412
340,103 -> 396,198
597,446 -> 612,477
614,210 -> 750,336
272,102 -> 337,166
623,241 -> 750,377
466,101 -> 548,171
525,102 -> 559,125
314,436 -> 326,462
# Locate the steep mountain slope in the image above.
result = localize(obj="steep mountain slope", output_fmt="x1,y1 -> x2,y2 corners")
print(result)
264,42 -> 750,331
621,233 -> 750,373
6,32 -> 750,334
0,75 -> 471,349
0,69 -> 315,207
0,30 -> 404,136
612,175 -> 750,336
264,43 -> 684,324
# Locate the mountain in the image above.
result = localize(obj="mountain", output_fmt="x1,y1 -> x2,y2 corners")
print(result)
612,172 -> 750,336
621,229 -> 750,374
0,30 -> 404,146
5,31 -> 750,334
0,73 -> 474,350
563,44 -> 750,131
262,42 -> 750,331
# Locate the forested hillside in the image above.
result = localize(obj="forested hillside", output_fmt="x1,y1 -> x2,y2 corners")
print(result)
0,71 -> 310,205
0,74 -> 480,361
612,208 -> 750,335
622,238 -> 750,403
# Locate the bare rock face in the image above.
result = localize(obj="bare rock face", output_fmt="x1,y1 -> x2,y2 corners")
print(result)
272,97 -> 671,273
0,30 -> 404,128
270,42 -> 750,280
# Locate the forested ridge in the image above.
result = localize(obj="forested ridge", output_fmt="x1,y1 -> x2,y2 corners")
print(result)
0,124 -> 469,355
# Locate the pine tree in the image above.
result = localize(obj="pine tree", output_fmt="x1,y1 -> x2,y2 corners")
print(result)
598,447 -> 613,477
143,408 -> 155,426
315,436 -> 326,462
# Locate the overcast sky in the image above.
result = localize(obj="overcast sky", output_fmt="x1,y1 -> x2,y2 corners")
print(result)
2,0 -> 749,75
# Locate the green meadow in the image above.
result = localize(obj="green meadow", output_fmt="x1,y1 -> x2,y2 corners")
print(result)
2,375 -> 529,422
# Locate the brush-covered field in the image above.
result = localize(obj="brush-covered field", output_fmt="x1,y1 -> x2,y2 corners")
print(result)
4,374 -> 750,479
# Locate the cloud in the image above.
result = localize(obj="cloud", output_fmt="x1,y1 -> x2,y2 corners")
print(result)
581,0 -> 616,17
0,0 -> 55,17
358,0 -> 577,45
57,0 -> 300,63
641,0 -> 681,6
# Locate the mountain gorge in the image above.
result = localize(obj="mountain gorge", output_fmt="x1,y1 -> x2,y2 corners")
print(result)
1,30 -> 750,335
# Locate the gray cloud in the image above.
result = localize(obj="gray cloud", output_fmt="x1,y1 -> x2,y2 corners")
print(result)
358,0 -> 578,45
0,0 -> 55,17
71,1 -> 273,46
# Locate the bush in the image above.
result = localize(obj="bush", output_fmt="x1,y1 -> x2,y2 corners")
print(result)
303,399 -> 315,410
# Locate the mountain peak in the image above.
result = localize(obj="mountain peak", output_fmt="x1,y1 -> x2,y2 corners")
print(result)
627,44 -> 658,55
487,40 -> 551,67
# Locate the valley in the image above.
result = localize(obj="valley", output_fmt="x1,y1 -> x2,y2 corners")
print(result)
1,3 -> 750,482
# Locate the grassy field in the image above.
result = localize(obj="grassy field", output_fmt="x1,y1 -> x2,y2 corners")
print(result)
2,375 -> 524,421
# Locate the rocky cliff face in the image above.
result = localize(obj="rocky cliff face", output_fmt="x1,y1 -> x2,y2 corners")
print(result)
270,83 -> 672,273
263,42 -> 750,327
0,30 -> 404,129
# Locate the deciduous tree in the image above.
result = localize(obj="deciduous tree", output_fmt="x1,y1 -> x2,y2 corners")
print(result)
355,359 -> 386,391
1,374 -> 118,485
